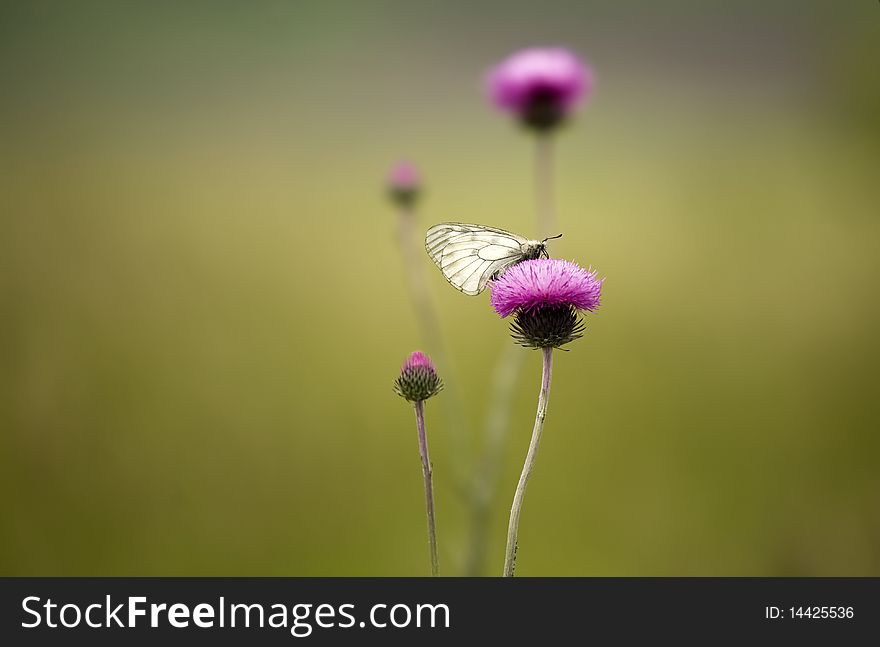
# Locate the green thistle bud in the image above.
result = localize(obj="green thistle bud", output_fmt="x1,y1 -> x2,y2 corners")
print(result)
394,351 -> 443,402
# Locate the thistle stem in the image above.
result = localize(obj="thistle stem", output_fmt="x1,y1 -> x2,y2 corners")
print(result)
398,205 -> 471,496
503,346 -> 553,577
464,342 -> 523,575
414,399 -> 439,577
464,132 -> 557,575
535,134 -> 555,239
398,205 -> 444,352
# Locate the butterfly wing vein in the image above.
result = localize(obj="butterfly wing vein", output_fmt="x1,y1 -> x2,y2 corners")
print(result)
425,223 -> 527,295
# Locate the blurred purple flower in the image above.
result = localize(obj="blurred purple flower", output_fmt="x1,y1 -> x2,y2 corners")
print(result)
490,259 -> 602,317
387,161 -> 422,207
487,47 -> 593,130
388,161 -> 421,191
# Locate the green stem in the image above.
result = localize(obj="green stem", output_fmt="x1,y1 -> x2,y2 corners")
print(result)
398,205 -> 444,354
464,343 -> 523,575
535,134 -> 555,239
414,400 -> 439,577
397,205 -> 471,500
464,132 -> 557,575
503,346 -> 553,577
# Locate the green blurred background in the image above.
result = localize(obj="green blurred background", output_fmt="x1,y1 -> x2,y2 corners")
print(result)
2,1 -> 878,576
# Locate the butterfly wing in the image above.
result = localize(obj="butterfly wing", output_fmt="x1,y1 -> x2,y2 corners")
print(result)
425,223 -> 527,295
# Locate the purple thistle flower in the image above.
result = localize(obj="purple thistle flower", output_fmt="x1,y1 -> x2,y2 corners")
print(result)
490,259 -> 602,317
387,161 -> 422,207
394,351 -> 443,402
403,350 -> 434,372
490,259 -> 602,349
388,161 -> 420,191
487,47 -> 594,131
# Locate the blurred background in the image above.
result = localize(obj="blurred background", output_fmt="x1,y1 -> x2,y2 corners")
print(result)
1,0 -> 878,576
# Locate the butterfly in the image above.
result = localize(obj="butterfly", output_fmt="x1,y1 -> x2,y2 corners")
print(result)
425,222 -> 561,295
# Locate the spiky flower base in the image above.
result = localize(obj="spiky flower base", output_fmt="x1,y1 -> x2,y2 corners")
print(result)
394,366 -> 444,402
510,304 -> 585,349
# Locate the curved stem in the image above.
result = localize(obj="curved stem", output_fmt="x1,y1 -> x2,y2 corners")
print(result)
464,343 -> 523,575
414,400 -> 439,576
464,133 -> 558,575
503,347 -> 553,577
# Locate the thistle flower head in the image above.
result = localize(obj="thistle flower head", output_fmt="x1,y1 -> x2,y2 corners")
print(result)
490,259 -> 602,349
491,259 -> 602,316
387,161 -> 422,207
394,351 -> 443,402
487,47 -> 593,131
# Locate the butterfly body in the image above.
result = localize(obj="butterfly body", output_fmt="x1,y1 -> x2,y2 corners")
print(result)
425,222 -> 555,295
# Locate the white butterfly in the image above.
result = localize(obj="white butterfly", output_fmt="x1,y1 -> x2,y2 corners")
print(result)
425,222 -> 561,295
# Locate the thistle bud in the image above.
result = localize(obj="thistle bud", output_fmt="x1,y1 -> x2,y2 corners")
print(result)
394,351 -> 443,402
387,161 -> 422,207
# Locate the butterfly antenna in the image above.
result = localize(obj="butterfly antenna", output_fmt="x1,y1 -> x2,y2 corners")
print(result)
543,233 -> 563,242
